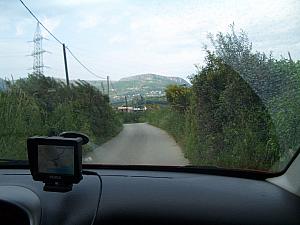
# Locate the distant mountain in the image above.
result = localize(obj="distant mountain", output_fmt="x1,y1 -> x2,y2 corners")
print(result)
119,74 -> 189,84
86,73 -> 190,102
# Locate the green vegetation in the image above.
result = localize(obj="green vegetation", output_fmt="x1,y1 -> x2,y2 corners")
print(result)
146,108 -> 185,143
145,26 -> 300,171
119,112 -> 145,124
0,74 -> 122,159
1,25 -> 300,171
144,96 -> 168,106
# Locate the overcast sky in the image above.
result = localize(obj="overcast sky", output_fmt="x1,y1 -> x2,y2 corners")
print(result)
0,0 -> 299,81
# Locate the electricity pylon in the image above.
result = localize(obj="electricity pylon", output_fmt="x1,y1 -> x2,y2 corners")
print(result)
31,22 -> 46,75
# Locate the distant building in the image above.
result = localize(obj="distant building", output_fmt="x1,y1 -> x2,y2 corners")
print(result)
117,106 -> 133,112
117,106 -> 147,112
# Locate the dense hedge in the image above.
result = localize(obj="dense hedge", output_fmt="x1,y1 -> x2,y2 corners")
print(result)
185,54 -> 280,170
145,27 -> 300,171
0,74 -> 122,159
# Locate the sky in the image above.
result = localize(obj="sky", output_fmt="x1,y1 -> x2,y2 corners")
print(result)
0,0 -> 299,81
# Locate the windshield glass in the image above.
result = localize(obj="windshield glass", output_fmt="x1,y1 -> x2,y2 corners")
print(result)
1,0 -> 299,172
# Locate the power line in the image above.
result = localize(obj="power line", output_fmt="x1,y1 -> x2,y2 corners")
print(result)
19,0 -> 63,45
19,0 -> 107,80
66,47 -> 106,80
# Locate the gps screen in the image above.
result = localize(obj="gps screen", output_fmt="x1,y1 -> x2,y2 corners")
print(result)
38,145 -> 74,175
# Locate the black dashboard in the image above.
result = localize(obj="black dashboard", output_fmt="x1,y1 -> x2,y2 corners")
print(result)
0,168 -> 300,225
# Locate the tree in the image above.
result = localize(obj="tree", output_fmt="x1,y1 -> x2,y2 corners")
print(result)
165,84 -> 191,112
184,24 -> 288,169
198,24 -> 300,169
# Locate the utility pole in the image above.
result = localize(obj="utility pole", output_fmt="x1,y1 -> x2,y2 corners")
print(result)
107,75 -> 110,97
62,43 -> 69,86
101,82 -> 105,93
288,51 -> 292,62
125,96 -> 128,112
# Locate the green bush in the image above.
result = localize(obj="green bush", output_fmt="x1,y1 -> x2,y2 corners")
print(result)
119,111 -> 145,124
0,74 -> 122,159
0,90 -> 45,158
145,108 -> 185,143
144,26 -> 294,171
189,53 -> 280,170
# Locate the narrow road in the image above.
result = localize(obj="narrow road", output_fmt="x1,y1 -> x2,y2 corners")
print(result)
83,123 -> 189,166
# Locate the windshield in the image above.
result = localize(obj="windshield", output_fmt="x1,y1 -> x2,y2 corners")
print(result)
1,0 -> 299,173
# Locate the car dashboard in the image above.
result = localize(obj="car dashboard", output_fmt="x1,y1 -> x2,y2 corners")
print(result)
0,168 -> 300,225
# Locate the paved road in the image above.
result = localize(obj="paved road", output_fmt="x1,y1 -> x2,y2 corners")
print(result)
83,123 -> 189,166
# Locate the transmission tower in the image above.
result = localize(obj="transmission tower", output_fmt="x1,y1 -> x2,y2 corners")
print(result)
31,22 -> 46,75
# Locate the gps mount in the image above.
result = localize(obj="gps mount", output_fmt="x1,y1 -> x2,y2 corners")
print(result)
27,132 -> 89,192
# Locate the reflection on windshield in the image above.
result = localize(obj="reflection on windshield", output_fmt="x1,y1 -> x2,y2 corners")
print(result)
211,26 -> 300,171
0,1 -> 299,173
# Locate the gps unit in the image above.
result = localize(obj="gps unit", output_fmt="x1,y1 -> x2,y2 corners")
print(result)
27,133 -> 88,192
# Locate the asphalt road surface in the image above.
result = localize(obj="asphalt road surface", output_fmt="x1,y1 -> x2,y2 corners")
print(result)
83,123 -> 189,166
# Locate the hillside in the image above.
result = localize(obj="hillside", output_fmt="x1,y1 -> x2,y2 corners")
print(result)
119,74 -> 188,84
87,74 -> 190,103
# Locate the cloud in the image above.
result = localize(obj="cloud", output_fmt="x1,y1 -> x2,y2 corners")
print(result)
0,16 -> 10,32
41,16 -> 61,38
109,35 -> 126,44
127,0 -> 299,55
79,14 -> 101,29
54,0 -> 100,6
16,26 -> 24,36
15,22 -> 26,36
128,12 -> 209,53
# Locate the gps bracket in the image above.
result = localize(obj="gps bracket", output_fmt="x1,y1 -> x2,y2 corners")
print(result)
27,132 -> 89,193
43,180 -> 73,192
